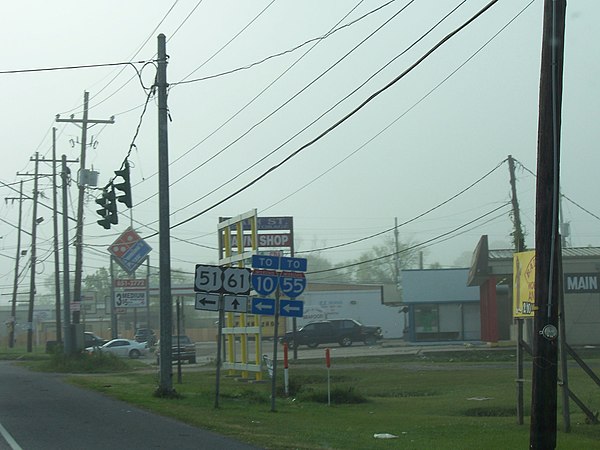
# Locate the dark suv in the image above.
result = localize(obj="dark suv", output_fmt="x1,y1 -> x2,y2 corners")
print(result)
156,335 -> 196,364
280,319 -> 383,349
134,328 -> 156,346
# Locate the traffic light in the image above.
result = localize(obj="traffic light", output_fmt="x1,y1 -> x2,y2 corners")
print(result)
114,160 -> 132,208
95,187 -> 118,229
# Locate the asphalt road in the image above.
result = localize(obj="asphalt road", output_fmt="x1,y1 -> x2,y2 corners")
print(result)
0,361 -> 262,450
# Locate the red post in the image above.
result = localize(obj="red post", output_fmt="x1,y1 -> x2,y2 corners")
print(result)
283,342 -> 289,396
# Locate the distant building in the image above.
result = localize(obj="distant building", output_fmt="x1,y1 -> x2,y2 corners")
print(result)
401,268 -> 481,342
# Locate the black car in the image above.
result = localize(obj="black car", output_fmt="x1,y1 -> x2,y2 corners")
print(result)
134,328 -> 156,346
84,332 -> 108,348
156,335 -> 197,364
280,319 -> 383,349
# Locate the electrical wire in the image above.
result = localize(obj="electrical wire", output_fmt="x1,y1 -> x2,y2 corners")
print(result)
160,0 -> 499,235
172,0 -> 398,86
261,0 -> 535,213
296,158 -> 507,254
134,0 -> 372,196
308,201 -> 510,275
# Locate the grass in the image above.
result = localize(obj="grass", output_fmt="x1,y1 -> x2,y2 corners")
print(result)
5,346 -> 600,449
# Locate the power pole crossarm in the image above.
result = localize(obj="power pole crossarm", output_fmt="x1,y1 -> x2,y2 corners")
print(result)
55,91 -> 114,332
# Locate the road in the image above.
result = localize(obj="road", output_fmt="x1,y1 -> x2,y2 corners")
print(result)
0,361 -> 262,450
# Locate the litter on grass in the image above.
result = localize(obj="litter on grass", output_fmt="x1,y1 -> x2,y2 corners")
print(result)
374,433 -> 398,439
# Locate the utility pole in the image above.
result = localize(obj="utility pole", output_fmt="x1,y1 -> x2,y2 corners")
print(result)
56,92 -> 114,328
52,128 -> 62,343
530,1 -> 566,449
27,153 -> 40,352
7,181 -> 24,348
508,154 -> 526,426
61,155 -> 73,354
394,217 -> 402,300
156,33 -> 175,396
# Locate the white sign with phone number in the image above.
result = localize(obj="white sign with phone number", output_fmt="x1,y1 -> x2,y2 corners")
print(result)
114,291 -> 147,308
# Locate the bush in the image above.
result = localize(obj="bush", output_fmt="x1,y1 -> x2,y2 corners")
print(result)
43,349 -> 130,373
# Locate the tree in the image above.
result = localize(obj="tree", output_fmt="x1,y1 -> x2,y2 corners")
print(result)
339,235 -> 423,284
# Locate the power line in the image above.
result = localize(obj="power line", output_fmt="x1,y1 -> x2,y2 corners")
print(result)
309,201 -> 511,275
0,60 -> 151,76
296,158 -> 507,254
171,0 -> 398,86
162,0 -> 499,235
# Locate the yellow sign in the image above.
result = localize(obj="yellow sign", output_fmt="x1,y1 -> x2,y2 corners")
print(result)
513,250 -> 535,317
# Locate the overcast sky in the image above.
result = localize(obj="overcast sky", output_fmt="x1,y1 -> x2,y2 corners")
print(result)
1,0 -> 598,301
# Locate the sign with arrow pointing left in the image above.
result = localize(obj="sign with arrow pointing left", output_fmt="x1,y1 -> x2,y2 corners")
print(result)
250,297 -> 275,315
195,293 -> 220,311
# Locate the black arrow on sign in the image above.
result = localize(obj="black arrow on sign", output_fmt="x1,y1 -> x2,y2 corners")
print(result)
198,296 -> 217,306
231,298 -> 240,309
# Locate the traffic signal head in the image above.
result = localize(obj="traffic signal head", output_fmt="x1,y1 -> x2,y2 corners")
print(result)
96,187 -> 118,229
114,160 -> 132,208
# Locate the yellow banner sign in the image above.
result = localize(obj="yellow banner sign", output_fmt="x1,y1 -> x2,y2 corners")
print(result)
513,250 -> 536,317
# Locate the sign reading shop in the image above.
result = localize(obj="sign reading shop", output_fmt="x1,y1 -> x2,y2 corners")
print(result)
564,273 -> 600,294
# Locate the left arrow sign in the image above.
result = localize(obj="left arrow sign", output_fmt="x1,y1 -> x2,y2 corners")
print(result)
195,293 -> 220,311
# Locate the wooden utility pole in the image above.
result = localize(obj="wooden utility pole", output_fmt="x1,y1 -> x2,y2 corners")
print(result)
156,33 -> 175,396
56,92 -> 114,326
51,128 -> 62,343
61,155 -> 73,355
27,152 -> 40,353
530,1 -> 566,449
508,154 -> 526,426
7,181 -> 24,348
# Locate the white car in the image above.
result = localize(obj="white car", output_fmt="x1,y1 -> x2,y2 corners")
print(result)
87,339 -> 148,359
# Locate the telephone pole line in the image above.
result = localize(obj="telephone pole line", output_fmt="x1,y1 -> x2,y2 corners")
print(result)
156,33 -> 175,396
56,92 -> 114,328
6,181 -> 24,348
530,1 -> 566,449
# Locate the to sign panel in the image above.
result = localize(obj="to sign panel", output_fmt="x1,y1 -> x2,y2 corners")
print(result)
280,256 -> 307,272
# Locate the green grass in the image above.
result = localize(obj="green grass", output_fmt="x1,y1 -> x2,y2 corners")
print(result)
73,352 -> 600,449
5,347 -> 600,449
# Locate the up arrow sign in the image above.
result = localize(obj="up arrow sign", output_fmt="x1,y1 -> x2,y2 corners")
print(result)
224,295 -> 248,313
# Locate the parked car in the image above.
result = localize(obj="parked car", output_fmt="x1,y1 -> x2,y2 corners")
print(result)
87,339 -> 148,359
84,332 -> 108,348
134,328 -> 156,346
156,335 -> 196,364
280,319 -> 383,349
